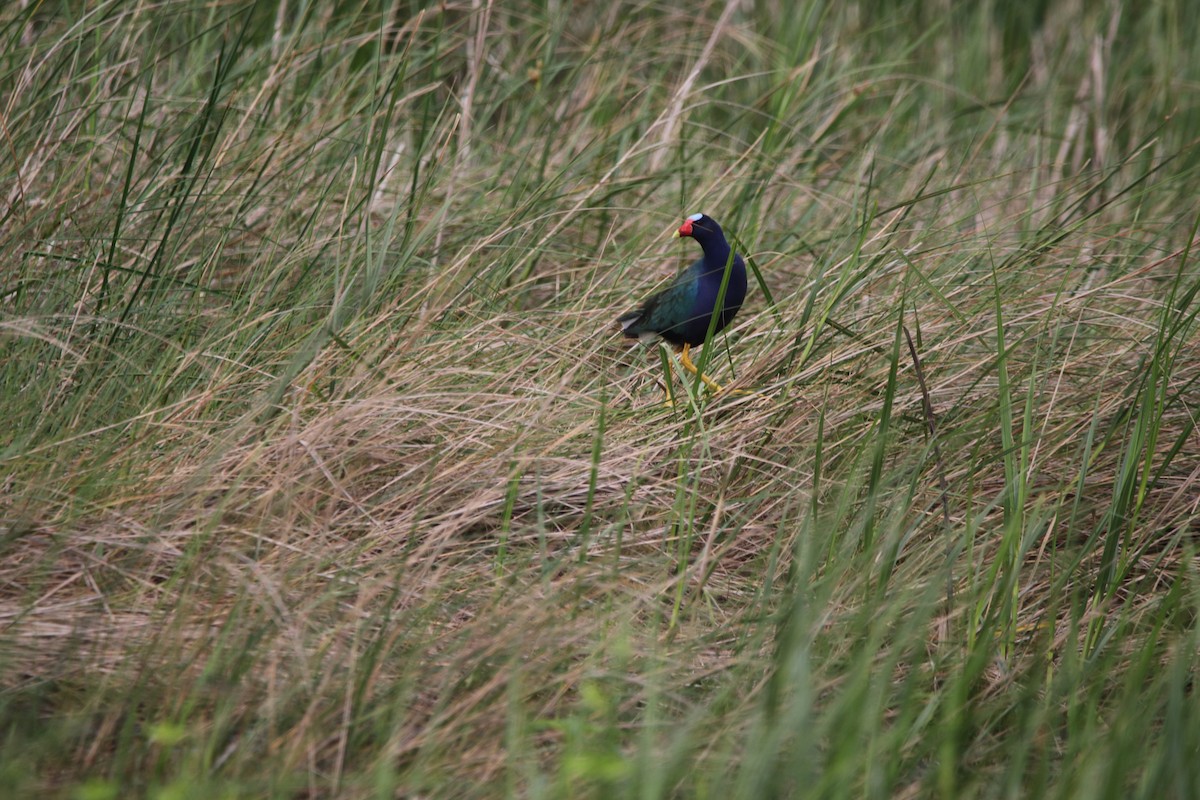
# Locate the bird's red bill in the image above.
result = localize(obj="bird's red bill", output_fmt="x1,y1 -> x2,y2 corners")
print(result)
677,219 -> 694,237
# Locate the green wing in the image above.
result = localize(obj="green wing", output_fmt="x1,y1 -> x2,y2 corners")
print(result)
618,261 -> 701,337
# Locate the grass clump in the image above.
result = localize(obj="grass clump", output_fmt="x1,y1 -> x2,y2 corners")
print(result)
3,0 -> 1200,797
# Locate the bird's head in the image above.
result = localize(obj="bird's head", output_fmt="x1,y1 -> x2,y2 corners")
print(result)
674,213 -> 722,241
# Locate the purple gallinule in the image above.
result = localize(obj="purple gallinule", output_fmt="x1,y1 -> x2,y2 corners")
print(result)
617,213 -> 747,394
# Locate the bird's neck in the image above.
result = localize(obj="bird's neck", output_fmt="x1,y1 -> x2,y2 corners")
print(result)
698,237 -> 734,274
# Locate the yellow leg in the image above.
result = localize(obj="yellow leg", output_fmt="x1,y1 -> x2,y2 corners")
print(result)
678,344 -> 724,393
658,349 -> 679,408
660,375 -> 676,407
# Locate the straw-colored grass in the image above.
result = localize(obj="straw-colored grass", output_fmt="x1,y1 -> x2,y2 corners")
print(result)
3,1 -> 1200,797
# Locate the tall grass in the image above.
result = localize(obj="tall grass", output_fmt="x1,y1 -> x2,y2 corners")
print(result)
3,0 -> 1200,797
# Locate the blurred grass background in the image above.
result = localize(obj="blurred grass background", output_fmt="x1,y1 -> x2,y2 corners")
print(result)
3,0 -> 1200,797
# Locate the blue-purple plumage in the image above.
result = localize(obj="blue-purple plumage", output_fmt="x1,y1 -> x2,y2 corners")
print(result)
617,214 -> 747,348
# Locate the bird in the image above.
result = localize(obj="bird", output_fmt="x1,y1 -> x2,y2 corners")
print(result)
616,213 -> 748,395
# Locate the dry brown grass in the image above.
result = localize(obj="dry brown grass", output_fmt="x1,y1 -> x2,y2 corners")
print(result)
5,0 -> 1200,795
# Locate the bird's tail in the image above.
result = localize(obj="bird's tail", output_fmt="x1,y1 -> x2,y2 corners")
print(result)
615,310 -> 643,337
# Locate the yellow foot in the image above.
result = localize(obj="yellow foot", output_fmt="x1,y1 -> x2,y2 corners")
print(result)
678,344 -> 723,393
